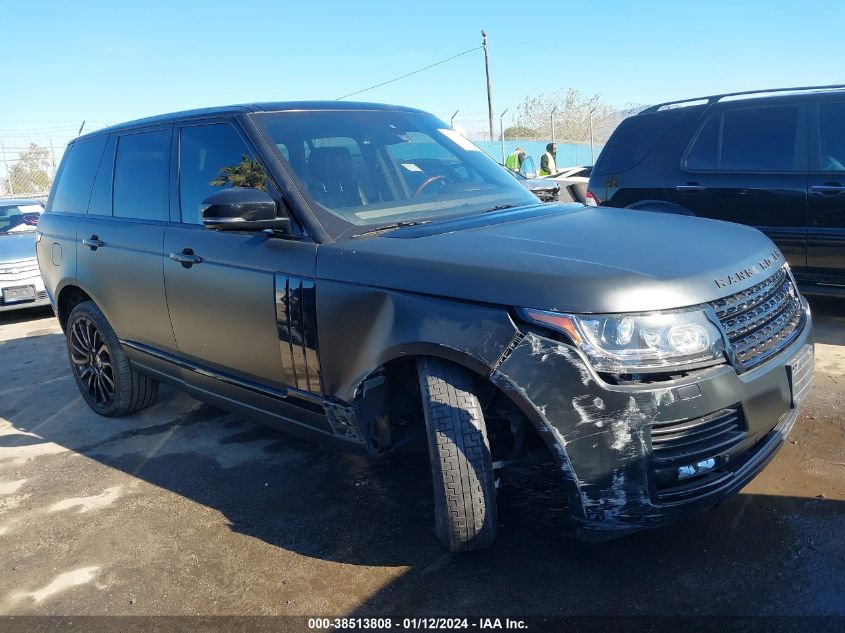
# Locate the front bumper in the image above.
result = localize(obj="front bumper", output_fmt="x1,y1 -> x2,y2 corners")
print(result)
490,305 -> 814,537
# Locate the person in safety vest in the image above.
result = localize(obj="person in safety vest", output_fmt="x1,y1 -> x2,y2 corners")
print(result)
505,147 -> 525,172
539,142 -> 557,176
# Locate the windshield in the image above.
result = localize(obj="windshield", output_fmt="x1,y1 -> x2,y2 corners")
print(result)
251,110 -> 538,238
0,204 -> 42,235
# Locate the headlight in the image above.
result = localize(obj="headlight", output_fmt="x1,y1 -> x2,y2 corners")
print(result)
517,307 -> 726,372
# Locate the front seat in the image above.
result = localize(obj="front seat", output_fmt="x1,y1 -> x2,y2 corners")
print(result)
307,147 -> 364,208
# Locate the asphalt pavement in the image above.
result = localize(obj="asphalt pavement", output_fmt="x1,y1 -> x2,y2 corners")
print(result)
0,301 -> 842,618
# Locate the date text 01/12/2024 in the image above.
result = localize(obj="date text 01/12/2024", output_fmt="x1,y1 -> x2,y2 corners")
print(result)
307,617 -> 528,630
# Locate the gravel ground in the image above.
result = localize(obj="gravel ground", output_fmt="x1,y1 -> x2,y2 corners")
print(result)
0,300 -> 842,618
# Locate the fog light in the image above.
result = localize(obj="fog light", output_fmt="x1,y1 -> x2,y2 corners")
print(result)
677,457 -> 716,481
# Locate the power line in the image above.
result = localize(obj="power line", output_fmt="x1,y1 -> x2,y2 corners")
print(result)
336,45 -> 483,101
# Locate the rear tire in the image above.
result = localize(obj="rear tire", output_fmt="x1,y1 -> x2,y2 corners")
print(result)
417,357 -> 497,552
66,301 -> 158,417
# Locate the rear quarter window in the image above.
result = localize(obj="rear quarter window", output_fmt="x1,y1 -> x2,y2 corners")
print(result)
47,136 -> 107,214
592,109 -> 694,177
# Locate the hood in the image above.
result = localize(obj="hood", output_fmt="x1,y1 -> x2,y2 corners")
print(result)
0,232 -> 38,263
317,204 -> 785,314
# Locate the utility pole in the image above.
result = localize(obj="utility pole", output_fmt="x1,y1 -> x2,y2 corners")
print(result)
499,108 -> 509,164
551,106 -> 558,144
49,139 -> 57,177
450,109 -> 460,129
481,30 -> 494,142
589,106 -> 597,164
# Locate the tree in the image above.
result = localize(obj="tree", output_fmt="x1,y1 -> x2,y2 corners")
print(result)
514,89 -> 622,144
210,156 -> 267,191
7,144 -> 52,194
502,125 -> 541,140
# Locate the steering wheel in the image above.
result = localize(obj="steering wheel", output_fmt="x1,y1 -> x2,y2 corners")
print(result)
413,175 -> 446,197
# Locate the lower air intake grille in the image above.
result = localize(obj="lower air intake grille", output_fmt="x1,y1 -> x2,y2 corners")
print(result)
711,265 -> 805,370
650,407 -> 745,463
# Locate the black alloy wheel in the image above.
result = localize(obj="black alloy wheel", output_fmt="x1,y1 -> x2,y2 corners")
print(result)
65,300 -> 159,417
69,315 -> 115,407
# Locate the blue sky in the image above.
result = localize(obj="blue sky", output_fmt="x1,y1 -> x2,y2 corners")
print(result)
3,0 -> 844,143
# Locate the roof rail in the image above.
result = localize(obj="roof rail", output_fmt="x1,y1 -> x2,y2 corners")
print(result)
639,84 -> 845,114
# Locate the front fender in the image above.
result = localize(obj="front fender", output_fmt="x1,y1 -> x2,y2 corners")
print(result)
315,281 -> 519,402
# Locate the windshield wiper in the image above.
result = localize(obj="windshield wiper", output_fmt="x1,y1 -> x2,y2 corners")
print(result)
353,220 -> 430,238
483,204 -> 519,213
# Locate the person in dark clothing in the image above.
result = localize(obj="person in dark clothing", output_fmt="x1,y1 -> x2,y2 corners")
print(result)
540,142 -> 557,176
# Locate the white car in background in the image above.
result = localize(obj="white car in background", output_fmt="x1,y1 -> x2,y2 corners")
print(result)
518,162 -> 592,204
546,166 -> 592,204
0,199 -> 50,312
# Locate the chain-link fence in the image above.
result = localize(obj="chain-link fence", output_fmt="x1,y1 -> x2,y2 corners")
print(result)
0,115 -> 600,201
430,113 -> 602,167
0,139 -> 66,200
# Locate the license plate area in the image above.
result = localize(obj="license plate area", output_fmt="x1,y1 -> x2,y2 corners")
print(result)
786,344 -> 814,407
2,285 -> 36,304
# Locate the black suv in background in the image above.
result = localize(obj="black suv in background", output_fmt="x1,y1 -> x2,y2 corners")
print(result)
588,85 -> 845,296
38,102 -> 813,552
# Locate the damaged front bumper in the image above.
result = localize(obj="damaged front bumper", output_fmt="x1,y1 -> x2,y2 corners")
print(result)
490,309 -> 814,539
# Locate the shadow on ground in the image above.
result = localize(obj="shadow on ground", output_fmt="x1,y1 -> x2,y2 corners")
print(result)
807,296 -> 844,346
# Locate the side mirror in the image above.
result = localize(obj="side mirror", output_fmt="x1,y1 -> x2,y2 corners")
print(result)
201,187 -> 290,232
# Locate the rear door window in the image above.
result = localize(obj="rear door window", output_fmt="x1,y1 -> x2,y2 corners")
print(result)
685,105 -> 801,172
48,136 -> 107,214
817,102 -> 845,171
684,114 -> 720,170
178,123 -> 267,224
113,128 -> 171,221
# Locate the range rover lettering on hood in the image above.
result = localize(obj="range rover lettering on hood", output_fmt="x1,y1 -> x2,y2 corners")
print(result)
714,250 -> 782,289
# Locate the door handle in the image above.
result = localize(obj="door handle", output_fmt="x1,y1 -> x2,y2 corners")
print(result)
82,235 -> 105,250
676,183 -> 705,192
169,248 -> 203,267
810,184 -> 845,194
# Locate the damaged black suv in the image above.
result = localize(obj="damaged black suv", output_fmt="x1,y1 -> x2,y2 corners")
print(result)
37,102 -> 814,552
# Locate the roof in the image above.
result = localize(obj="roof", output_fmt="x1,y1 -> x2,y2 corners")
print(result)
640,83 -> 845,114
76,101 -> 429,142
0,198 -> 44,207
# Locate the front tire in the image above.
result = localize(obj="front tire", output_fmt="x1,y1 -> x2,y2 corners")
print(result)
66,301 -> 158,417
417,357 -> 497,552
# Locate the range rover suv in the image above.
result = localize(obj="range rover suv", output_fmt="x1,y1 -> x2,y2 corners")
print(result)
37,102 -> 814,551
587,84 -> 845,297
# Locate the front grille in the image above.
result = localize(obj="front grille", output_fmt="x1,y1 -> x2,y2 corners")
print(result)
711,266 -> 804,370
650,407 -> 745,463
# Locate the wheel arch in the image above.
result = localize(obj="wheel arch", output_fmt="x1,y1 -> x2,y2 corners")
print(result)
55,282 -> 95,333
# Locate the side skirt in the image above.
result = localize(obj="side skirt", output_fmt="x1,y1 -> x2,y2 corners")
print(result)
121,339 -> 367,454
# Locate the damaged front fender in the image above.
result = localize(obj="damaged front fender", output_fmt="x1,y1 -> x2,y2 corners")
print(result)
491,332 -> 676,535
